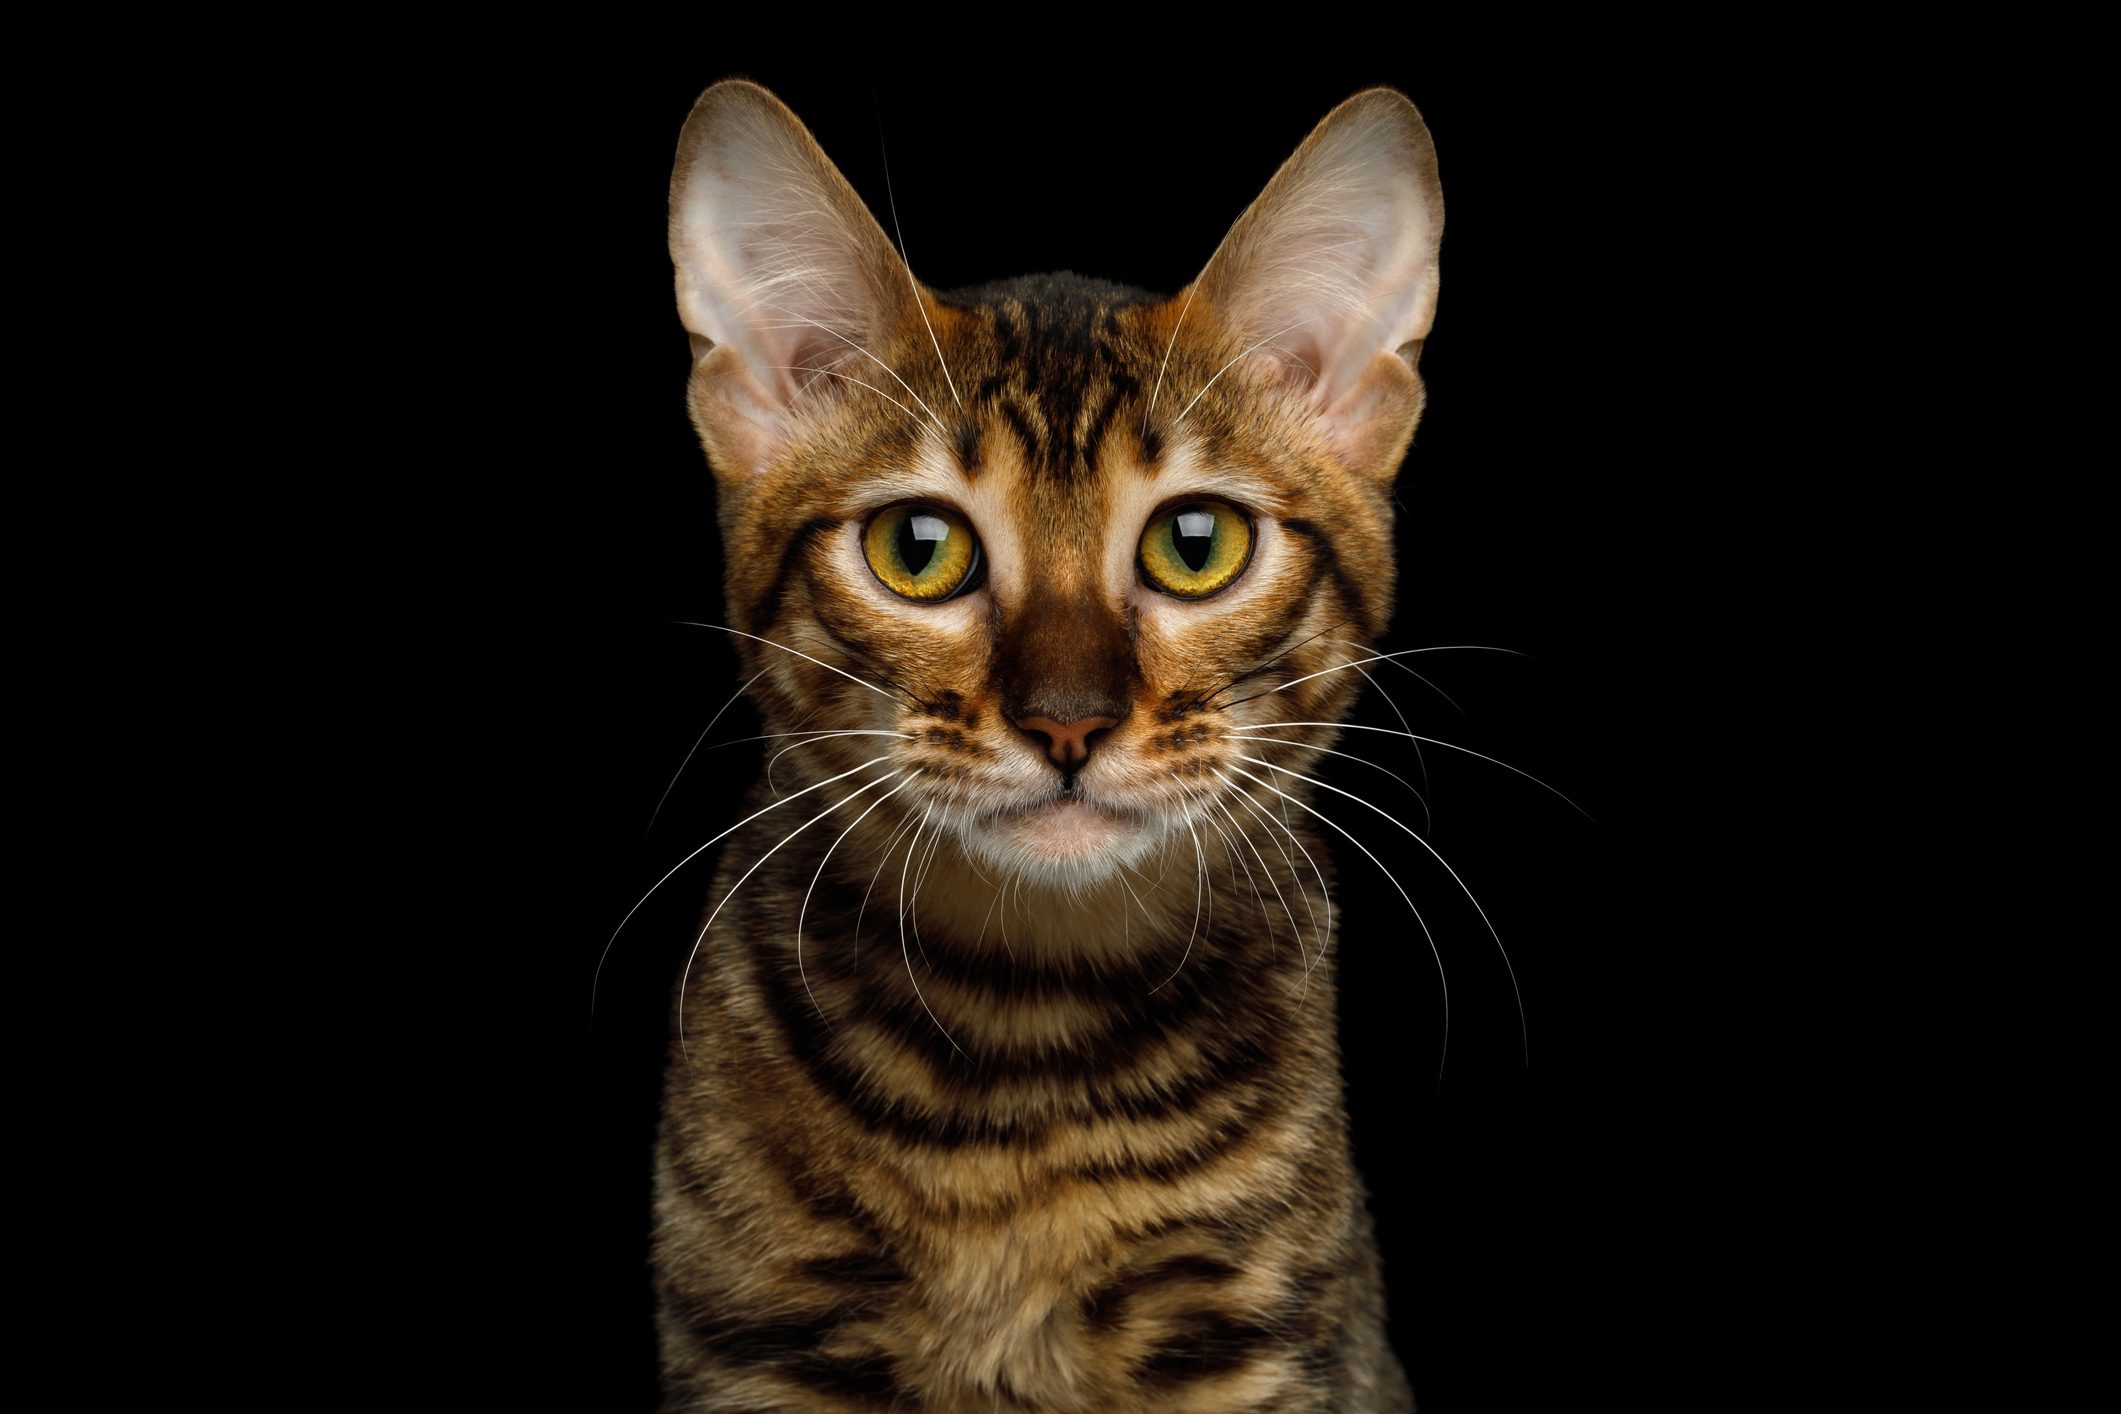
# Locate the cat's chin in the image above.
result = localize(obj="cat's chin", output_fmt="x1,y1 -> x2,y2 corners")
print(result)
960,795 -> 1159,886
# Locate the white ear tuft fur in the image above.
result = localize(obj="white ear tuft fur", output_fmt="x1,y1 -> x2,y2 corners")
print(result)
1192,89 -> 1443,443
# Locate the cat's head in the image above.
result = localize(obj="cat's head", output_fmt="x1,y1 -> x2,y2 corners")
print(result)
669,81 -> 1440,890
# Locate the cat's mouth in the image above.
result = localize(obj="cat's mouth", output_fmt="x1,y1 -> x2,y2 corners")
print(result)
996,790 -> 1128,826
967,790 -> 1154,875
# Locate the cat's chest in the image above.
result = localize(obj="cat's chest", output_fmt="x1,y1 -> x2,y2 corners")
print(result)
894,1208 -> 1111,1408
866,1189 -> 1247,1413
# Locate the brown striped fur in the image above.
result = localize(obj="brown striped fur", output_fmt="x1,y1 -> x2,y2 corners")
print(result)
656,80 -> 1442,1411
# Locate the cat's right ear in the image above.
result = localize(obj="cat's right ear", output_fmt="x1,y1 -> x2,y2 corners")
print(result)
669,81 -> 917,480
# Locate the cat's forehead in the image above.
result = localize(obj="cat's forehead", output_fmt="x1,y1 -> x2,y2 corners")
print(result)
755,267 -> 1308,549
935,272 -> 1167,489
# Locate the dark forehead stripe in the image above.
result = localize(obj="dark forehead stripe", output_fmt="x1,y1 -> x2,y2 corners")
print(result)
939,273 -> 1162,481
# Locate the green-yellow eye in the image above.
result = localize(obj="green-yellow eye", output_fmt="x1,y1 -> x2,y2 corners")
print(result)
1138,500 -> 1253,599
863,504 -> 984,602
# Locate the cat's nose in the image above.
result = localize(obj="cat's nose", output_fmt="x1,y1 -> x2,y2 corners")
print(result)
1013,714 -> 1121,769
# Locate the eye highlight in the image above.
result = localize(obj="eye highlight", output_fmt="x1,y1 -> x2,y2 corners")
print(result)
863,504 -> 984,601
1138,500 -> 1253,599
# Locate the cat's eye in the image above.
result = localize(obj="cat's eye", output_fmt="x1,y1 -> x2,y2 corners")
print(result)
1138,500 -> 1253,599
863,503 -> 985,602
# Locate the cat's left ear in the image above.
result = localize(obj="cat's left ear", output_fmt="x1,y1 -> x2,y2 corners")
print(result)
1187,88 -> 1443,481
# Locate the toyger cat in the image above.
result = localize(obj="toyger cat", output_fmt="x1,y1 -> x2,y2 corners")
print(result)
652,78 -> 1441,1412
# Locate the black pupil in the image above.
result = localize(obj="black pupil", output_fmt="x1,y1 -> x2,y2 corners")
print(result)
899,513 -> 948,575
1172,508 -> 1216,572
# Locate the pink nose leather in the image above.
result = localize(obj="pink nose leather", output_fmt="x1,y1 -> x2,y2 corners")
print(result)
1014,714 -> 1120,768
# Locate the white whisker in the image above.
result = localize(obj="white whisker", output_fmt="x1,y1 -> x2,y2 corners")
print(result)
1227,722 -> 1593,820
856,799 -> 929,943
1151,811 -> 1210,994
677,768 -> 907,1058
1171,312 -> 1329,426
1331,633 -> 1464,716
997,864 -> 1021,959
796,773 -> 921,1026
1143,280 -> 1202,434
1337,651 -> 1432,831
1218,734 -> 1427,814
1112,860 -> 1157,928
744,289 -> 951,436
899,806 -> 966,1055
1223,783 -> 1321,977
1218,645 -> 1523,709
1217,773 -> 1332,987
592,752 -> 900,1022
972,863 -> 1008,951
1215,794 -> 1304,976
1222,762 -> 1451,1087
876,130 -> 964,413
672,622 -> 913,709
767,729 -> 910,795
720,727 -> 916,749
906,806 -> 948,969
1197,790 -> 1271,939
1233,753 -> 1527,1067
786,364 -> 925,425
646,666 -> 769,836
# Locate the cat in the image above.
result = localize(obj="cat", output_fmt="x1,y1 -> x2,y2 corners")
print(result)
652,78 -> 1441,1411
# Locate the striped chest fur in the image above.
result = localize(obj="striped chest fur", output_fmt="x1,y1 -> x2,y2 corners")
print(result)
653,80 -> 1442,1412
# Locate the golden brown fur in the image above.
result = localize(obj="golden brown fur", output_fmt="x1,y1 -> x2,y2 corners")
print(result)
654,80 -> 1441,1411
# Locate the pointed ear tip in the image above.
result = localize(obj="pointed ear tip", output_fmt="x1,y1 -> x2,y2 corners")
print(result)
671,79 -> 819,220
674,79 -> 804,164
1327,87 -> 1438,155
1343,85 -> 1419,110
687,77 -> 787,120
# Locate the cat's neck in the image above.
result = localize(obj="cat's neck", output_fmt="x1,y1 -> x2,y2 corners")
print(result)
861,833 -> 1209,968
758,822 -> 1334,1070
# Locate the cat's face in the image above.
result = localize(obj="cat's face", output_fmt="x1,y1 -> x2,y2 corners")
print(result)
671,83 -> 1440,889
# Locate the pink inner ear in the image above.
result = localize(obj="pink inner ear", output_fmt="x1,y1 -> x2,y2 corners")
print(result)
776,325 -> 855,398
1274,331 -> 1329,395
1188,92 -> 1441,427
671,83 -> 916,428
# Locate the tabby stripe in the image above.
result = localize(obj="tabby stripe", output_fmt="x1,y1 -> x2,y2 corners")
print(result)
748,907 -> 1289,1101
1279,519 -> 1375,638
802,602 -> 908,695
1076,373 -> 1137,471
782,871 -> 1277,1015
990,306 -> 1020,363
798,875 -> 1277,999
747,515 -> 838,636
1073,1081 -> 1294,1185
1132,1311 -> 1284,1386
1140,422 -> 1166,464
756,966 -> 1286,1149
1082,1254 -> 1245,1329
745,873 -> 1300,1095
996,395 -> 1041,467
801,1251 -> 904,1288
677,1304 -> 904,1402
747,941 -> 1298,1166
667,1123 -> 884,1240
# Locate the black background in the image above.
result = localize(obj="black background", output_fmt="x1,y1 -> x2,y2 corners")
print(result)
443,40 -> 1774,1411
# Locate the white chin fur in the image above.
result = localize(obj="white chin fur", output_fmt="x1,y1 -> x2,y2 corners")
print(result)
957,799 -> 1163,889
